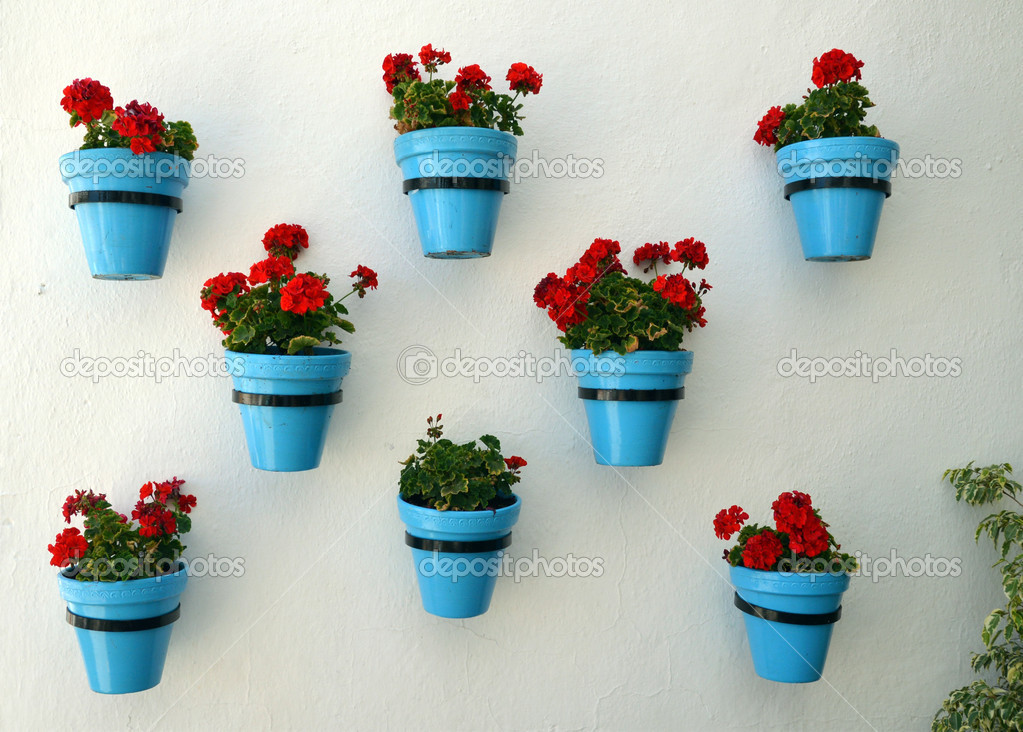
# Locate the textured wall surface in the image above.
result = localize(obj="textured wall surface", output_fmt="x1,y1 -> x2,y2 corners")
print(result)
3,1 -> 1022,729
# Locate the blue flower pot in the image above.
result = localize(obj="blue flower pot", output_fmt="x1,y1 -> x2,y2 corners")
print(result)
394,127 -> 516,258
59,148 -> 190,279
730,565 -> 850,683
398,495 -> 521,618
572,349 -> 694,466
776,137 -> 898,261
228,348 -> 351,472
58,564 -> 188,694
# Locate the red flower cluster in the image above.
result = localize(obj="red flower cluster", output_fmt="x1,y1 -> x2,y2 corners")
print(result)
449,90 -> 471,112
714,505 -> 749,540
455,64 -> 492,93
419,44 -> 451,74
111,100 -> 165,155
754,105 -> 786,147
133,478 -> 194,538
349,265 -> 378,298
262,223 -> 309,259
48,528 -> 89,568
567,238 -> 625,284
281,273 -> 329,315
772,491 -> 829,557
743,531 -> 784,570
249,255 -> 295,285
61,489 -> 106,523
533,273 -> 589,332
504,456 -> 527,472
652,274 -> 696,309
60,78 -> 113,126
633,242 -> 672,270
201,271 -> 250,323
506,63 -> 542,95
811,49 -> 864,88
673,237 -> 709,270
383,53 -> 421,94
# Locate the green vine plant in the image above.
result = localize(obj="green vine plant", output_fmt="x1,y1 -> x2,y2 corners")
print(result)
934,462 -> 1023,731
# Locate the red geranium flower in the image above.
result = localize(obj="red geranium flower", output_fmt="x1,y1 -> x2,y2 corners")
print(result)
418,44 -> 451,73
61,78 -> 113,125
48,528 -> 89,568
533,273 -> 590,332
349,265 -> 378,298
176,494 -> 197,514
111,100 -> 165,155
811,49 -> 864,88
262,223 -> 309,260
61,490 -> 106,523
742,531 -> 784,570
448,90 -> 471,112
754,106 -> 786,147
506,63 -> 542,95
383,53 -> 421,94
633,242 -> 672,270
455,64 -> 492,93
504,456 -> 527,471
249,255 -> 295,285
714,505 -> 749,540
652,274 -> 697,310
672,238 -> 709,270
201,272 -> 250,314
772,491 -> 814,533
280,273 -> 329,314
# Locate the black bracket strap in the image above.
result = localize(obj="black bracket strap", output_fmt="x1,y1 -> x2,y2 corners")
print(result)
783,176 -> 892,200
403,177 -> 510,195
734,593 -> 842,626
232,390 -> 342,407
577,387 -> 684,402
405,532 -> 512,553
66,604 -> 181,632
69,190 -> 184,212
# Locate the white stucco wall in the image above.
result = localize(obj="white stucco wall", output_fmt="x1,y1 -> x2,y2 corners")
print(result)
3,0 -> 1022,729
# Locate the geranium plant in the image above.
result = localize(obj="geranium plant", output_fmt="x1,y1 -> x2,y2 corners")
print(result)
61,77 -> 198,158
399,414 -> 526,511
934,462 -> 1023,731
753,49 -> 880,151
200,223 -> 379,355
533,238 -> 710,355
714,492 -> 855,572
49,478 -> 196,582
383,44 -> 542,135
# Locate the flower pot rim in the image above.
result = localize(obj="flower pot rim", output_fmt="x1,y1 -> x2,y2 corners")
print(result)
395,125 -> 516,141
58,561 -> 188,604
729,564 -> 851,595
398,493 -> 521,517
775,135 -> 900,155
59,148 -> 192,162
226,346 -> 351,363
